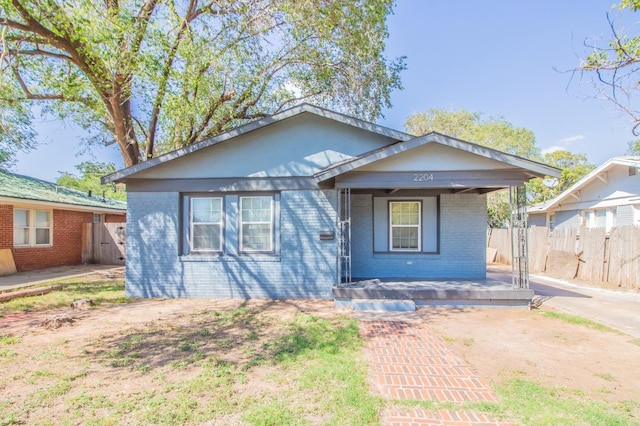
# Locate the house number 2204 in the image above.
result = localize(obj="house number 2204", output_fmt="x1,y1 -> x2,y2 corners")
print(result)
413,173 -> 434,182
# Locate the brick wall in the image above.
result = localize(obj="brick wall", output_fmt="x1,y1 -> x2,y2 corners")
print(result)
0,205 -> 124,272
125,190 -> 337,299
12,209 -> 93,272
0,204 -> 13,248
351,193 -> 487,279
105,213 -> 126,223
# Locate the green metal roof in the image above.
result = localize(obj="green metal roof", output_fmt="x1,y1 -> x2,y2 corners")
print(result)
0,170 -> 126,212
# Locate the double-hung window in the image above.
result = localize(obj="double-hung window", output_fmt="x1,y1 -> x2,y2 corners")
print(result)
389,201 -> 421,251
190,197 -> 223,252
240,196 -> 273,252
14,209 -> 51,246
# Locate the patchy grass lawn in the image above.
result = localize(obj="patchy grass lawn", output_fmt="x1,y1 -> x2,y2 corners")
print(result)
2,276 -> 640,425
0,275 -> 380,425
0,273 -> 128,318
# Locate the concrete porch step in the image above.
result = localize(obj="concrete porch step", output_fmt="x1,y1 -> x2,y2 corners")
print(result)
351,299 -> 416,312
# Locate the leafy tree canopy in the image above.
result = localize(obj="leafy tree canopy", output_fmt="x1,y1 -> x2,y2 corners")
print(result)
580,0 -> 640,134
0,0 -> 405,167
627,139 -> 640,154
527,150 -> 596,204
404,108 -> 543,228
404,108 -> 541,159
57,161 -> 126,201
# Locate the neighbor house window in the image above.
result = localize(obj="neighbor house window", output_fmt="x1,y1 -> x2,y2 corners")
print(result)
389,201 -> 421,251
14,208 -> 51,246
190,197 -> 223,252
240,196 -> 273,252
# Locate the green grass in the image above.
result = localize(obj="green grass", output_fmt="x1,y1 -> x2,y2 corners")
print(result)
392,378 -> 639,425
490,378 -> 640,425
543,311 -> 619,333
0,276 -> 128,318
630,338 -> 640,347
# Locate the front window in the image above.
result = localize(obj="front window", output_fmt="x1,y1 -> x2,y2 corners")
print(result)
389,201 -> 421,251
13,209 -> 29,246
240,196 -> 273,252
13,208 -> 52,246
35,211 -> 51,245
190,197 -> 223,252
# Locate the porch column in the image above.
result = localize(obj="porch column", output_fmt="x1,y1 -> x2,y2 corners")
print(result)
336,187 -> 352,285
510,185 -> 529,289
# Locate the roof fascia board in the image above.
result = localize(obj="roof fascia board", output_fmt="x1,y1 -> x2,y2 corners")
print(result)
103,103 -> 412,184
0,196 -> 126,214
535,158 -> 624,212
315,132 -> 560,181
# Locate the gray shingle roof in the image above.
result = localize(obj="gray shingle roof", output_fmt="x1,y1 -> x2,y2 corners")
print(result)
0,170 -> 126,212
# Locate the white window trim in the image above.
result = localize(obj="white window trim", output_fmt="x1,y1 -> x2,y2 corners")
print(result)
239,196 -> 274,253
389,201 -> 421,252
189,197 -> 223,253
13,208 -> 53,247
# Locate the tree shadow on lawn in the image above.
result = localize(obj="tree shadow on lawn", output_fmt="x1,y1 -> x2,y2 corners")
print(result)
82,299 -> 351,373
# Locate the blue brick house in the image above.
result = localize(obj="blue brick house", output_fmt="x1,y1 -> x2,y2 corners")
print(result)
104,104 -> 558,299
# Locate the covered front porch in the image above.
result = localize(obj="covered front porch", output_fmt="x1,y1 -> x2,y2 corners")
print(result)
313,133 -> 558,309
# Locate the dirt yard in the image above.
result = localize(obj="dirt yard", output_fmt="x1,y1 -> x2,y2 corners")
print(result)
1,273 -> 639,424
420,306 -> 640,404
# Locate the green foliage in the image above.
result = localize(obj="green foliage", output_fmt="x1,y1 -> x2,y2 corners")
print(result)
405,108 -> 541,159
0,82 -> 36,167
543,311 -> 619,333
493,378 -> 638,425
527,150 -> 596,204
627,140 -> 640,154
0,0 -> 405,167
56,162 -> 126,201
404,108 -> 541,227
580,1 -> 640,135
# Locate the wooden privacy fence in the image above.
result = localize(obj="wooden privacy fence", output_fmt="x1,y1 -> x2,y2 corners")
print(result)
82,223 -> 126,266
487,225 -> 640,291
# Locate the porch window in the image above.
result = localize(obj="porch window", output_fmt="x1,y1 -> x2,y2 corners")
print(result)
389,201 -> 421,251
240,196 -> 273,252
190,197 -> 223,252
14,208 -> 52,246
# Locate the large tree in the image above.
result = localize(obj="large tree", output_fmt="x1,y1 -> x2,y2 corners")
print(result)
580,0 -> 640,134
0,0 -> 405,167
57,161 -> 126,201
404,108 -> 541,159
527,150 -> 596,204
405,108 -> 542,228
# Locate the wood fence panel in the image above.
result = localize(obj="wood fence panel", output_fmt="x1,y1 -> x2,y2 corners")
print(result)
487,228 -> 511,265
528,226 -> 549,273
576,228 -> 606,283
607,226 -> 640,290
93,223 -> 126,265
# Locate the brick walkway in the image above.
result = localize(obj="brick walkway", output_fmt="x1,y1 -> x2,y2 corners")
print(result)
360,320 -> 513,426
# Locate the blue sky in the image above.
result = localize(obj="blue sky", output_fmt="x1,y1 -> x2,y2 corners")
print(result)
14,0 -> 638,181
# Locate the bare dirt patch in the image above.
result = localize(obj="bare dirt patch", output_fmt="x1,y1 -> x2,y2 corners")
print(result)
419,305 -> 640,403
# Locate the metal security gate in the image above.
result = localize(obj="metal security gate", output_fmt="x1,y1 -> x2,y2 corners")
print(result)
336,188 -> 351,285
510,185 -> 529,289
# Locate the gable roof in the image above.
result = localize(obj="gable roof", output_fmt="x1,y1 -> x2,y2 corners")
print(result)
529,156 -> 640,213
103,103 -> 412,183
314,132 -> 561,181
0,170 -> 127,213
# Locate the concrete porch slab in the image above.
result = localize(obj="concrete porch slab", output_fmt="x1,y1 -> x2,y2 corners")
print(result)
333,275 -> 533,307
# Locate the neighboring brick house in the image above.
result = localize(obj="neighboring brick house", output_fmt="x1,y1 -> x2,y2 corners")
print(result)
529,156 -> 640,232
0,171 -> 126,272
103,103 -> 558,299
